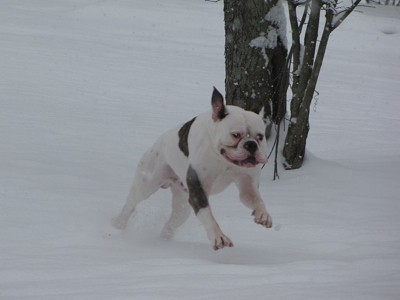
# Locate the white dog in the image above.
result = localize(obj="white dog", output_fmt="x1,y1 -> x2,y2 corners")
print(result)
113,87 -> 272,250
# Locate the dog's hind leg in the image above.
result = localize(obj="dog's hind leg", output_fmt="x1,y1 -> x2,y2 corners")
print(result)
112,180 -> 154,230
112,149 -> 169,230
160,183 -> 191,240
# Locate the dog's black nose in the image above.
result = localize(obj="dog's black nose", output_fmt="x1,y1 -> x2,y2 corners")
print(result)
244,140 -> 258,154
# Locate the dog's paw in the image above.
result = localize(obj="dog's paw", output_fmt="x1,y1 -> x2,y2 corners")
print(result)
160,227 -> 174,240
212,234 -> 234,251
252,210 -> 272,228
111,216 -> 128,230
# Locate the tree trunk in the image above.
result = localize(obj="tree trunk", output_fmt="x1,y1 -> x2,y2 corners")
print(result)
224,0 -> 287,128
283,0 -> 326,170
282,0 -> 362,170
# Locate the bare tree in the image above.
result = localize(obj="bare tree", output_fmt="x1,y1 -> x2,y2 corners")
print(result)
222,0 -> 362,173
282,0 -> 362,170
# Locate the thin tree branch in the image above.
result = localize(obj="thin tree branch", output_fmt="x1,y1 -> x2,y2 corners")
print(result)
298,0 -> 311,33
331,0 -> 362,30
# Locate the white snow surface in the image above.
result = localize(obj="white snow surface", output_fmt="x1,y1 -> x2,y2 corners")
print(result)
1,1 -> 400,299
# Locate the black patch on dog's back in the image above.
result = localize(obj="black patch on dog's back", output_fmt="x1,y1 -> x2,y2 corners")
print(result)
178,117 -> 196,157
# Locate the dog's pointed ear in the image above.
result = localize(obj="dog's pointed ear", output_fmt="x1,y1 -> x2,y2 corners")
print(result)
258,106 -> 268,125
211,87 -> 227,121
250,105 -> 263,116
257,106 -> 265,121
250,105 -> 266,124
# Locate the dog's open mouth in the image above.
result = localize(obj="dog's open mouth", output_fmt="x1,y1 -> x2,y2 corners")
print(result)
220,149 -> 259,168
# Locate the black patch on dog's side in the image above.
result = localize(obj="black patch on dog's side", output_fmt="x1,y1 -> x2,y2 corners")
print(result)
187,165 -> 209,214
178,117 -> 196,157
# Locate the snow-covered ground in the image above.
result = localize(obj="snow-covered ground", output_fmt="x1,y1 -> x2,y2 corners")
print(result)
1,0 -> 400,299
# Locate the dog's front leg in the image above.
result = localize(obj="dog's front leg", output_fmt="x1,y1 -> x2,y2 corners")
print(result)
236,177 -> 272,228
186,166 -> 233,250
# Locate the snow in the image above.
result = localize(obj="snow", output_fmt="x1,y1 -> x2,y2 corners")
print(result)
249,34 -> 271,66
249,0 -> 287,67
1,0 -> 400,299
264,0 -> 288,49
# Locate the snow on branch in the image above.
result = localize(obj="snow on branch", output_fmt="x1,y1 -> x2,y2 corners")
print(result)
289,0 -> 311,5
329,0 -> 362,30
289,0 -> 362,25
291,0 -> 362,30
321,0 -> 337,7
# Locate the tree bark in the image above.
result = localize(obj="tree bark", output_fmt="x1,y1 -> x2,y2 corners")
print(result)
283,0 -> 327,170
224,0 -> 287,127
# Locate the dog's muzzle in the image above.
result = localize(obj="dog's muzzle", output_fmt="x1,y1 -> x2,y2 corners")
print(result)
220,146 -> 265,168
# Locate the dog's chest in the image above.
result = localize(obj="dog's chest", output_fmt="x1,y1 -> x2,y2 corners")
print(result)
207,166 -> 239,195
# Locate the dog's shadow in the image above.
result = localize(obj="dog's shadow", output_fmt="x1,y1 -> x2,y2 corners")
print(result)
103,218 -> 304,266
104,226 -> 312,267
158,239 -> 286,266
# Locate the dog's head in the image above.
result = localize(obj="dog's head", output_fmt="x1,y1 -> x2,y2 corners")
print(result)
211,87 -> 267,168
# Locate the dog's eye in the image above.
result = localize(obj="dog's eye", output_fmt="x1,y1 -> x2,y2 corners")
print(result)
231,132 -> 241,139
257,134 -> 264,141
